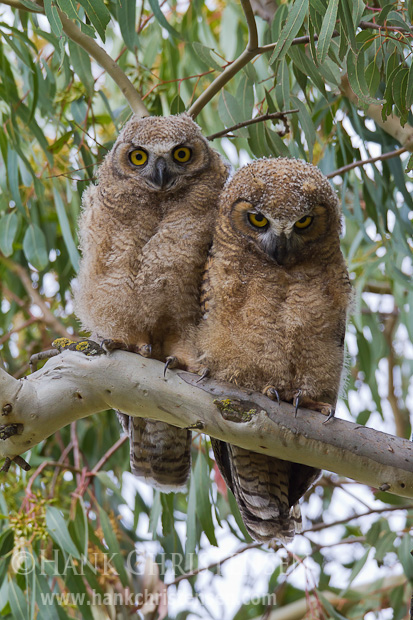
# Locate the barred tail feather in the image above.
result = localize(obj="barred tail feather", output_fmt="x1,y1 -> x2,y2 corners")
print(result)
118,413 -> 191,492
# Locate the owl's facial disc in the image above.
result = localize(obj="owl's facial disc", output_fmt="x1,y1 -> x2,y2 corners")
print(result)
230,200 -> 326,266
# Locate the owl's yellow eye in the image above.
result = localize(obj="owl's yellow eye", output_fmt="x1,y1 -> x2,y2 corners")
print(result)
294,215 -> 313,229
173,146 -> 192,163
129,149 -> 148,166
248,212 -> 269,228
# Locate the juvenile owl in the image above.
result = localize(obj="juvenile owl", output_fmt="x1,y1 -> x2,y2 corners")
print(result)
74,113 -> 229,491
196,157 -> 352,542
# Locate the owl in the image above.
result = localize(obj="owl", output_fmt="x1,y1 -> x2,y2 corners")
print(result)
196,157 -> 352,542
74,113 -> 229,491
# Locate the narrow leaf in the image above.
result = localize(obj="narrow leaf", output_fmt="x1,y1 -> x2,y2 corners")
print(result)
44,0 -> 63,38
77,0 -> 111,42
316,0 -> 339,65
337,0 -> 357,52
116,0 -> 137,50
347,50 -> 385,105
68,39 -> 94,96
0,212 -> 18,257
6,146 -> 25,217
147,0 -> 184,40
406,61 -> 413,108
97,506 -> 129,586
185,476 -> 197,569
218,90 -> 248,138
56,0 -> 80,21
194,452 -> 218,547
192,42 -> 222,71
8,581 -> 29,620
52,184 -> 79,272
46,506 -> 80,558
170,95 -> 186,114
270,0 -> 309,64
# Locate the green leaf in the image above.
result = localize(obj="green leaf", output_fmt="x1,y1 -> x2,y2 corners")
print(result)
0,212 -> 19,257
365,59 -> 380,97
170,95 -> 186,114
218,90 -> 248,138
77,0 -> 111,42
52,184 -> 79,272
316,0 -> 339,65
6,146 -> 25,217
192,42 -> 222,71
291,95 -> 315,160
56,0 -> 79,21
116,0 -> 137,50
8,581 -> 29,620
185,476 -> 197,569
270,0 -> 309,64
347,50 -> 385,105
194,451 -> 218,546
44,0 -> 63,38
34,571 -> 60,620
148,490 -> 162,534
337,0 -> 357,52
397,533 -> 413,580
407,62 -> 413,108
17,0 -> 43,11
147,0 -> 184,40
22,224 -> 48,271
227,490 -> 253,541
46,506 -> 81,558
236,74 -> 254,121
97,506 -> 129,586
0,528 -> 14,556
68,39 -> 94,96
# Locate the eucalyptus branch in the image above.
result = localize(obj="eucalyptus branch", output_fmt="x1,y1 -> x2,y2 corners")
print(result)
326,146 -> 408,178
206,109 -> 298,140
0,0 -> 149,116
1,351 -> 413,499
340,74 -> 413,151
188,0 -> 260,118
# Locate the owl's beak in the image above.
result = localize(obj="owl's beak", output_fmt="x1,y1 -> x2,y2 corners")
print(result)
271,234 -> 289,265
152,157 -> 172,190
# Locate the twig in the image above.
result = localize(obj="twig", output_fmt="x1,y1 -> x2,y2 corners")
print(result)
327,147 -> 408,178
169,541 -> 262,586
359,20 -> 413,35
206,110 -> 298,140
90,435 -> 128,475
0,259 -> 72,339
258,30 -> 340,53
302,503 -> 413,534
0,317 -> 39,346
188,0 -> 259,118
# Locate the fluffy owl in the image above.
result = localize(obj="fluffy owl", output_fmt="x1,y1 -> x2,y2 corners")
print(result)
196,157 -> 352,542
74,113 -> 229,491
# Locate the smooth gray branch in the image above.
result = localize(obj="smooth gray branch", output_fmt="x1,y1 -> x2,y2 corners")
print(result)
0,351 -> 412,499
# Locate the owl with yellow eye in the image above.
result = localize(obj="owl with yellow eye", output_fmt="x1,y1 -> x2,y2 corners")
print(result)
74,113 -> 229,491
196,157 -> 352,542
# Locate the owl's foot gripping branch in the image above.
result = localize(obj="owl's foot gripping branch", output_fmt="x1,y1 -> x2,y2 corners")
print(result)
0,349 -> 412,498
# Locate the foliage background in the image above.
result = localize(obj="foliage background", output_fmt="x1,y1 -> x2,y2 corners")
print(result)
0,0 -> 412,618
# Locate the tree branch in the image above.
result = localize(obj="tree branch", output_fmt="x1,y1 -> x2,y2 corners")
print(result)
340,74 -> 413,151
0,351 -> 412,499
188,0 -> 260,118
326,146 -> 408,178
0,0 -> 149,117
206,110 -> 298,140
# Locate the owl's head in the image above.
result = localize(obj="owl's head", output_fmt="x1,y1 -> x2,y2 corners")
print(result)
104,113 -> 213,193
220,158 -> 341,267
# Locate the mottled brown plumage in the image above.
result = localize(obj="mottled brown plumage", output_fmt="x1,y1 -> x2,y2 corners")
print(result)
196,157 -> 352,541
74,113 -> 229,491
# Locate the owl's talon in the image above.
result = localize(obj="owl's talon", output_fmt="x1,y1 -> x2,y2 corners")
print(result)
196,367 -> 209,383
101,339 -> 128,352
164,356 -> 178,376
263,386 -> 280,404
293,390 -> 302,417
322,407 -> 335,424
138,344 -> 152,358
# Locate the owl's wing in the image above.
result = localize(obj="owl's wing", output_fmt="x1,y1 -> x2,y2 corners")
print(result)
117,413 -> 191,492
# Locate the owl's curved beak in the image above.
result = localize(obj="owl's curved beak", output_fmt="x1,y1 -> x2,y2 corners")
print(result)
152,157 -> 173,190
271,234 -> 289,265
